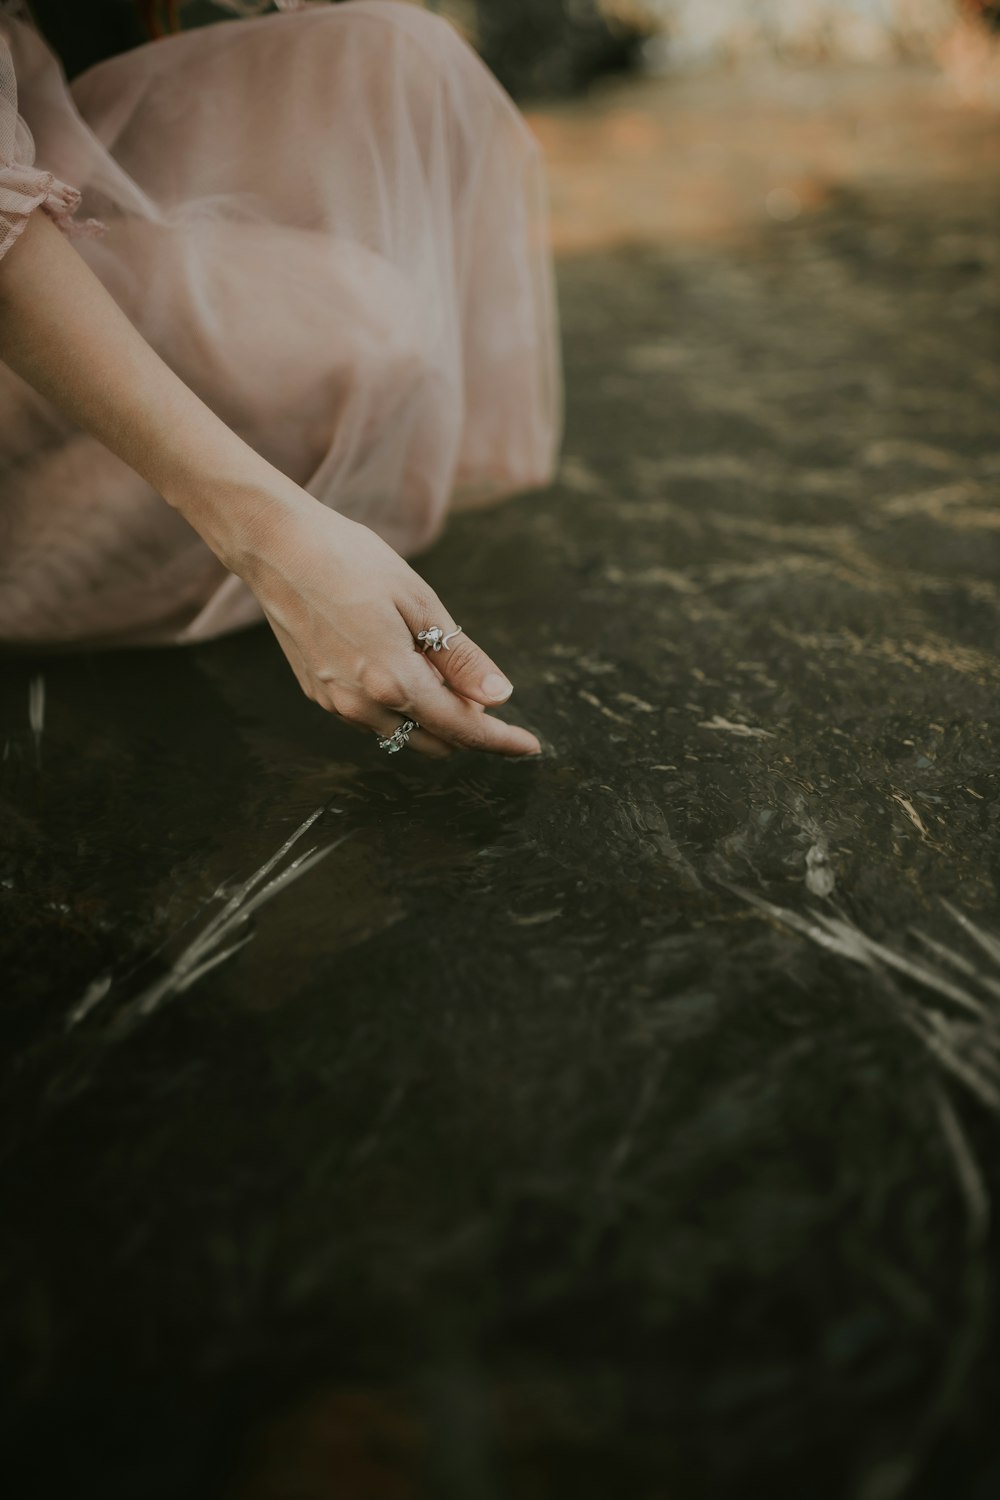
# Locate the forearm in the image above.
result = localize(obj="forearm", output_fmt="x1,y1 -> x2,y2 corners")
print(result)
0,211 -> 311,567
0,210 -> 540,755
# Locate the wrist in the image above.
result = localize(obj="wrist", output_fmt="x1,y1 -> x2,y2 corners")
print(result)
164,459 -> 320,577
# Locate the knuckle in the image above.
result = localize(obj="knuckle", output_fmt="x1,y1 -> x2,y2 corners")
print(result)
410,582 -> 441,613
333,697 -> 369,727
393,683 -> 422,715
360,670 -> 405,707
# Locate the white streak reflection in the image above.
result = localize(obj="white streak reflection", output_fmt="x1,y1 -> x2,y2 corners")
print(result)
28,674 -> 44,764
70,806 -> 346,1030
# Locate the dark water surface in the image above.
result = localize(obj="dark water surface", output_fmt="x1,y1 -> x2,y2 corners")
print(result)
3,84 -> 1000,1500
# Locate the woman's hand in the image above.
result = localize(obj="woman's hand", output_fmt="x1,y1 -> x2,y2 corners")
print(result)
224,486 -> 542,760
0,217 -> 539,758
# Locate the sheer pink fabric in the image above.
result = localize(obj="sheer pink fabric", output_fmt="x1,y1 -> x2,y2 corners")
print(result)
0,2 -> 563,645
0,25 -> 104,258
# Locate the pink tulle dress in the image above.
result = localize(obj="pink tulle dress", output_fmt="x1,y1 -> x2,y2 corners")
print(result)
0,1 -> 563,645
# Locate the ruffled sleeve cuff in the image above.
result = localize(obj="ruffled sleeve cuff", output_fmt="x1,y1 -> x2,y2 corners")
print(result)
0,160 -> 106,261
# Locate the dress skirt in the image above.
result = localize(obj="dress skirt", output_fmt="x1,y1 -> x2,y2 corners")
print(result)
0,1 -> 563,645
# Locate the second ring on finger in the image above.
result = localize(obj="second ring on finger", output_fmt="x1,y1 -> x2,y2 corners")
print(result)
361,705 -> 453,760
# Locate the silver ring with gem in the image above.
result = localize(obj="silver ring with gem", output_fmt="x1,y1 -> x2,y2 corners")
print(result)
416,625 -> 464,653
375,717 -> 419,754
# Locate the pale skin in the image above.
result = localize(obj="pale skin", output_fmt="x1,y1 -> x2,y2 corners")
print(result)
0,210 -> 542,760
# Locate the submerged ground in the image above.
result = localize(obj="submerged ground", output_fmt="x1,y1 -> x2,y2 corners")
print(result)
2,58 -> 999,1500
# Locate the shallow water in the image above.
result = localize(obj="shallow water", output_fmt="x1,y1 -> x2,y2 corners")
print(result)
3,62 -> 1000,1500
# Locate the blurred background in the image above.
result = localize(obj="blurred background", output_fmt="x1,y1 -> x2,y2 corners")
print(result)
20,0 -> 1000,98
451,0 -> 1000,104
25,0 -> 1000,264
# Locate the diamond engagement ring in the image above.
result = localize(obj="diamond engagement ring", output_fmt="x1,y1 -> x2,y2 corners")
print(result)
416,625 -> 464,652
375,717 -> 419,754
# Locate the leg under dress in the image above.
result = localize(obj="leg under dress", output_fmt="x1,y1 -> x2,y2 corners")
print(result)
0,1 -> 563,646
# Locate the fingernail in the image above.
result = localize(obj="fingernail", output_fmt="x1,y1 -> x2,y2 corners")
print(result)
482,673 -> 513,702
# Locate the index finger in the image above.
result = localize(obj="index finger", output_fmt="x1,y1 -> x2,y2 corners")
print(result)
405,667 -> 541,757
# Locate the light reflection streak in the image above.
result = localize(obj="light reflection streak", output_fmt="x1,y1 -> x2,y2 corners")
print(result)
69,806 -> 348,1030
